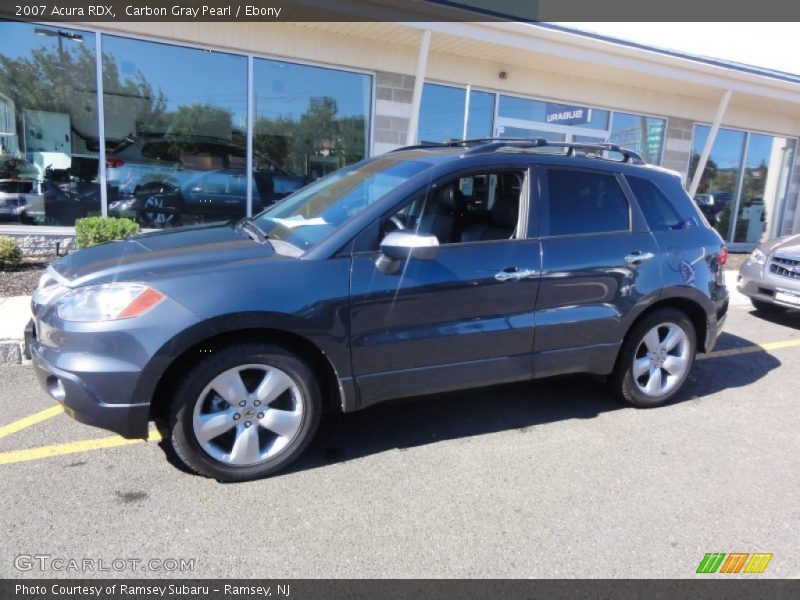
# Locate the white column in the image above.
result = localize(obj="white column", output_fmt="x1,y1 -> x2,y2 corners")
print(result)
406,29 -> 431,146
246,55 -> 254,218
688,89 -> 732,199
462,84 -> 471,140
95,33 -> 108,218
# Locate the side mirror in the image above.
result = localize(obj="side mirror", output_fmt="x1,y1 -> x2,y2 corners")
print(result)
376,231 -> 439,274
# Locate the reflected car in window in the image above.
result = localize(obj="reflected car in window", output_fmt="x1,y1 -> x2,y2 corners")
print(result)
109,168 -> 304,227
693,191 -> 731,225
0,179 -> 44,224
106,136 -> 306,226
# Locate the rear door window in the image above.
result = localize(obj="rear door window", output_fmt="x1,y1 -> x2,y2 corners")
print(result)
544,168 -> 630,237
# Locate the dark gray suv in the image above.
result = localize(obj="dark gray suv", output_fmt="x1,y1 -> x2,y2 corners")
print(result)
28,139 -> 729,481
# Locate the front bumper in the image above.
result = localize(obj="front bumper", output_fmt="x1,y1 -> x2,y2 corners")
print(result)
738,258 -> 800,309
28,293 -> 204,439
30,338 -> 151,438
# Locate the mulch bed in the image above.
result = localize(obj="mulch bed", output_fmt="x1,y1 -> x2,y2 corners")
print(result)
0,258 -> 53,297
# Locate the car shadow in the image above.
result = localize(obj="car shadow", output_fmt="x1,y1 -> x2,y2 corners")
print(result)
285,331 -> 781,475
152,331 -> 781,479
747,307 -> 800,329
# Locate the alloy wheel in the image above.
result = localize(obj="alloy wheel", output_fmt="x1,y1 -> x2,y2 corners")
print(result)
192,364 -> 304,466
632,322 -> 691,397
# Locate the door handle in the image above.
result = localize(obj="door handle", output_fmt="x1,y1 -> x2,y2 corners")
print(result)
495,268 -> 537,282
625,251 -> 655,265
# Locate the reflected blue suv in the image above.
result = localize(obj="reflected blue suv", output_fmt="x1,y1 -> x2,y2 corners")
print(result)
29,139 -> 729,481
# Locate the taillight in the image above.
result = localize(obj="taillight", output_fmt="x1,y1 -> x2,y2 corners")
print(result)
106,157 -> 125,168
718,245 -> 728,266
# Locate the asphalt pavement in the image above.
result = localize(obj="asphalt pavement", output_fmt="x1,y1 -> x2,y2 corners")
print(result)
1,302 -> 798,579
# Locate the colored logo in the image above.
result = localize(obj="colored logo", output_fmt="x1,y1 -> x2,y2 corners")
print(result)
696,552 -> 773,574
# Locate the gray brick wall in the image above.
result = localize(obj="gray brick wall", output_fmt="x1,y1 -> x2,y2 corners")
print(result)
4,232 -> 75,257
661,117 -> 694,182
373,71 -> 415,155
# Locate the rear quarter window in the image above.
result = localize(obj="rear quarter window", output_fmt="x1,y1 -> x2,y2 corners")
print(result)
625,176 -> 686,231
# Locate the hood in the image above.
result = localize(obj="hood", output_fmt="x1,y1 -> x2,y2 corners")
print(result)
53,222 -> 278,286
765,233 -> 800,258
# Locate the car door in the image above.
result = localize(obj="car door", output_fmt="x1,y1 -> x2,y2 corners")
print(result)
348,167 -> 542,408
533,165 -> 662,377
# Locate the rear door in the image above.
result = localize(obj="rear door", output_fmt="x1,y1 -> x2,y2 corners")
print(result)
533,165 -> 662,377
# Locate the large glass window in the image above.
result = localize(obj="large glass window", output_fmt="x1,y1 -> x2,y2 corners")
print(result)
418,83 -> 494,142
418,84 -> 464,143
688,126 -> 746,239
498,95 -> 610,131
689,125 -> 798,244
610,112 -> 665,164
0,22 -> 99,226
101,36 -> 247,228
734,134 -> 796,243
252,59 -> 371,196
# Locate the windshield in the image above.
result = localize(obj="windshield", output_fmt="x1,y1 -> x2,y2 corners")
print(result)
250,156 -> 430,250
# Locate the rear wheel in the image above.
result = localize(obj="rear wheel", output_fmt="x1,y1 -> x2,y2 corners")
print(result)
611,309 -> 696,408
751,298 -> 786,314
169,343 -> 321,481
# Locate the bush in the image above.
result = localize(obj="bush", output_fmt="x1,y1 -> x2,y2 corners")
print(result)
0,236 -> 22,269
75,217 -> 140,249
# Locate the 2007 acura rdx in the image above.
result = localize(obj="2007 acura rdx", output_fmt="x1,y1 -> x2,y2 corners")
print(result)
28,139 -> 729,481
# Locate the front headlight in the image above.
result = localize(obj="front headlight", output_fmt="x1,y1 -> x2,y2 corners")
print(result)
750,248 -> 768,266
56,283 -> 165,322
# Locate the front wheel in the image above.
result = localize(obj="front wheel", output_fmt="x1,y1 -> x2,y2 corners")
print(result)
611,309 -> 696,408
169,343 -> 321,481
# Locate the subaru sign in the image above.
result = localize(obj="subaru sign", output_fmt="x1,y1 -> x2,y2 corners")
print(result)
545,103 -> 592,126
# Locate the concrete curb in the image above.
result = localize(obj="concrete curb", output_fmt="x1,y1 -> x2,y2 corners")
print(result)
0,340 -> 24,365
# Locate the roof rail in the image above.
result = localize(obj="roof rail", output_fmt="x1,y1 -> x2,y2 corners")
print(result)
391,138 -> 645,165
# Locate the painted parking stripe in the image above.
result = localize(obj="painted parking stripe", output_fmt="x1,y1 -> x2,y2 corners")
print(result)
0,430 -> 162,466
699,338 -> 800,360
0,405 -> 63,439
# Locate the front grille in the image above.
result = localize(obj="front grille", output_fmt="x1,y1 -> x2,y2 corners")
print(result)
770,254 -> 800,280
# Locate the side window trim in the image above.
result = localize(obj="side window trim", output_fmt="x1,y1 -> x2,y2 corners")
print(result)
540,166 -> 634,239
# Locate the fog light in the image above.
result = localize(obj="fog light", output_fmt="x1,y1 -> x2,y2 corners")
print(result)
47,376 -> 65,402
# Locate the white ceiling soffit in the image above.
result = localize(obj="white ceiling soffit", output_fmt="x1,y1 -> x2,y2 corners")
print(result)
402,21 -> 800,105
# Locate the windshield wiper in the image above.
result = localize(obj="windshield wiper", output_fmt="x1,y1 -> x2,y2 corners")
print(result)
236,218 -> 268,243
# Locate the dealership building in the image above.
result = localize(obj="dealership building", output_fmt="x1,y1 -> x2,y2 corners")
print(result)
2,13 -> 800,252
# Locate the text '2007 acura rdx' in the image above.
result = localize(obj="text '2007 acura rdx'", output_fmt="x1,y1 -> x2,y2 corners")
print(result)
28,139 -> 729,481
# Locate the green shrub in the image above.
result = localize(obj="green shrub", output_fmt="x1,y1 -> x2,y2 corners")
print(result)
0,236 -> 22,269
75,217 -> 140,249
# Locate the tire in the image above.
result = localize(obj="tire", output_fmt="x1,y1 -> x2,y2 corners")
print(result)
611,309 -> 697,408
169,343 -> 321,481
751,298 -> 786,314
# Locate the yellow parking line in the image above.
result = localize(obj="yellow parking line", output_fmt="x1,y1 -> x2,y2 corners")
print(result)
0,336 -> 798,468
699,337 -> 800,360
0,405 -> 64,439
0,430 -> 162,466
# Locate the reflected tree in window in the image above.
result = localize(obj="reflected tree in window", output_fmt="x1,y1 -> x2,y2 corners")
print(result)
254,96 -> 365,179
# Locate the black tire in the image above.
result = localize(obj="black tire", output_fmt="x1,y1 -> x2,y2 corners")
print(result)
751,298 -> 786,314
611,308 -> 697,408
169,343 -> 321,481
